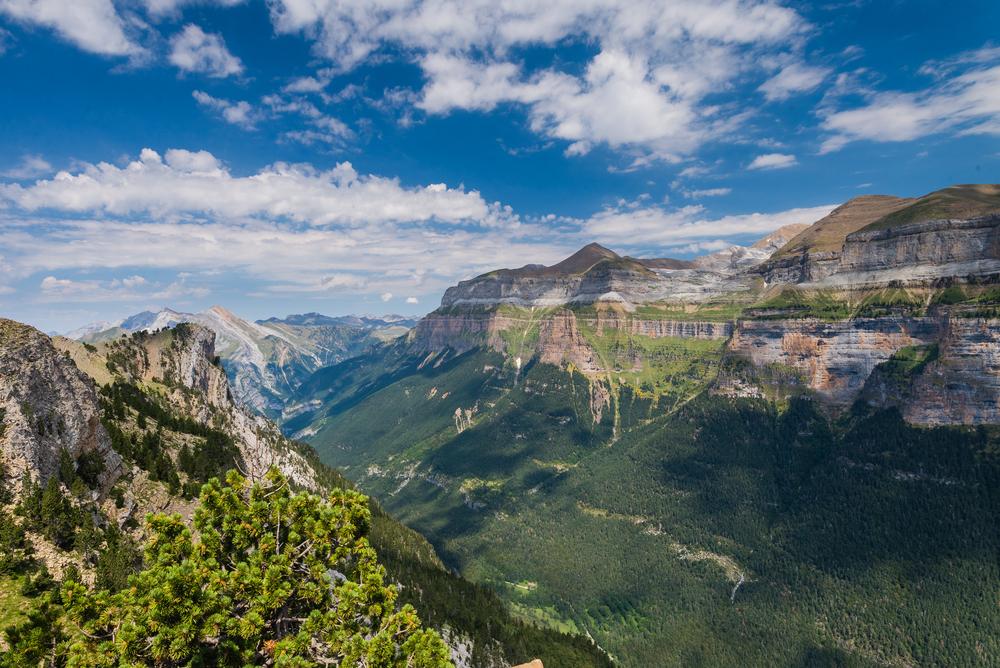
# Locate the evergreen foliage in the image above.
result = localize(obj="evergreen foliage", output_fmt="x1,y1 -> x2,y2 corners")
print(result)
60,469 -> 452,667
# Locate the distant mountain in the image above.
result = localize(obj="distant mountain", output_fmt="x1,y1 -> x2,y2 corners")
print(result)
261,312 -> 418,328
65,307 -> 417,417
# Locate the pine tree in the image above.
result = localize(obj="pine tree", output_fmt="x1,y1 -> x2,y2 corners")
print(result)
61,469 -> 454,667
39,478 -> 75,549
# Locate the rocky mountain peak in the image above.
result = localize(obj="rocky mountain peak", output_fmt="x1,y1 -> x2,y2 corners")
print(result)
548,243 -> 621,274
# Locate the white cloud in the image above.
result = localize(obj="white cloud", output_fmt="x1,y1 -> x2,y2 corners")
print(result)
747,153 -> 797,170
682,187 -> 731,199
141,0 -> 245,18
581,201 -> 835,247
262,94 -> 354,144
820,51 -> 1000,153
0,147 -> 512,227
169,24 -> 243,78
163,148 -> 223,174
0,0 -> 141,56
759,62 -> 830,101
267,0 -> 807,162
405,296 -> 419,304
39,274 -> 205,303
192,90 -> 258,129
0,154 -> 52,179
380,292 -> 393,302
283,75 -> 329,94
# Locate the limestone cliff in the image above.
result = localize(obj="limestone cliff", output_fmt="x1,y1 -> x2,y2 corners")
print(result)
758,185 -> 1000,287
726,317 -> 942,407
859,313 -> 1000,425
0,319 -> 122,491
440,243 -> 757,309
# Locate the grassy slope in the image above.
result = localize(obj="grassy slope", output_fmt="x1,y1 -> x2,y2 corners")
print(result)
771,195 -> 912,258
861,183 -> 1000,232
298,328 -> 1000,667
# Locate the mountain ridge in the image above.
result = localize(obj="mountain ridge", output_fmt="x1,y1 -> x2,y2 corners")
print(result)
65,307 -> 419,418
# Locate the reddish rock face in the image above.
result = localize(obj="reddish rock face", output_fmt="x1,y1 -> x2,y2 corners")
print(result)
728,318 -> 943,407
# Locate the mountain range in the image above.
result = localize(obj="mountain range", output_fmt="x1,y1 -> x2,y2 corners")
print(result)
66,306 -> 417,418
23,182 -> 1000,666
280,184 -> 1000,666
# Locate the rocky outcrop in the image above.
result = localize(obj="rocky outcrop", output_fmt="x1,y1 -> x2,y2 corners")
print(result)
160,324 -> 231,409
149,326 -> 322,490
726,317 -> 943,406
863,314 -> 1000,425
0,319 -> 122,490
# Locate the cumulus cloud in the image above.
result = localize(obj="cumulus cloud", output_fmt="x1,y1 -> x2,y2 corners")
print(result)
169,24 -> 243,78
192,90 -> 258,129
820,49 -> 1000,153
163,148 -> 223,174
759,62 -> 830,101
747,153 -> 797,170
380,292 -> 393,302
0,0 -> 141,56
405,296 -> 419,304
266,0 -> 807,162
0,154 -> 52,179
0,148 -> 507,227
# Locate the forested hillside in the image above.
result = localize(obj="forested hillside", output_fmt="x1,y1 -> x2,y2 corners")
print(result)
0,319 -> 610,667
290,343 -> 1000,666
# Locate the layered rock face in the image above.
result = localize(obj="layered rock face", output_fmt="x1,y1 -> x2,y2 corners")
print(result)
0,319 -> 122,489
758,187 -> 1000,288
891,315 -> 1000,425
727,317 -> 943,407
816,215 -> 1000,287
441,244 -> 757,309
403,184 -> 1000,427
413,308 -> 731,366
757,195 -> 912,284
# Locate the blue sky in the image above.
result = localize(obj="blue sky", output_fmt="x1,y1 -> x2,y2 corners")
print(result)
0,0 -> 998,332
